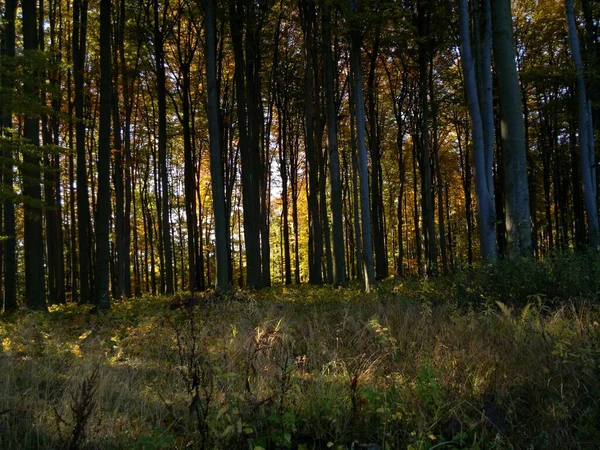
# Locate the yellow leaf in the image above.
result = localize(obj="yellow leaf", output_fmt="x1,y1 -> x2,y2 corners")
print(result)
79,330 -> 92,340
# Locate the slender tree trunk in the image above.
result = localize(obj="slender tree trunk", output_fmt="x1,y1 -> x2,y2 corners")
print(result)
412,132 -> 422,275
153,0 -> 174,293
22,0 -> 46,310
179,65 -> 199,291
322,2 -> 346,285
206,0 -> 230,293
277,93 -> 293,285
456,119 -> 473,265
74,0 -> 91,303
430,60 -> 447,273
366,28 -> 387,280
382,58 -> 408,277
349,81 -> 363,282
113,0 -> 132,298
41,1 -> 65,305
291,136 -> 301,284
68,71 -> 79,303
417,0 -> 437,275
1,0 -> 17,311
95,0 -> 111,308
229,0 -> 263,288
112,63 -> 126,299
300,0 -> 323,284
349,0 -> 374,288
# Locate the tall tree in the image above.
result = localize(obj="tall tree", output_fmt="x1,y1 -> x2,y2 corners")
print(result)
492,0 -> 532,257
152,0 -> 174,294
300,0 -> 323,285
349,0 -> 375,289
206,0 -> 231,293
1,0 -> 17,311
73,0 -> 92,303
44,0 -> 66,305
417,0 -> 437,275
458,0 -> 497,261
322,1 -> 346,286
366,20 -> 387,280
22,0 -> 46,310
171,0 -> 202,292
229,0 -> 264,288
565,0 -> 599,248
95,0 -> 112,308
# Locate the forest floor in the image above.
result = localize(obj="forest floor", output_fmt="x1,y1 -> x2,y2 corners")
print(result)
1,255 -> 600,450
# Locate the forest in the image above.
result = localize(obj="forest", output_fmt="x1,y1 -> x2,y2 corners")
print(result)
1,0 -> 600,448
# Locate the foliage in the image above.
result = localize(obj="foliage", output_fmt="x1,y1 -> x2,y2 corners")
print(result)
2,263 -> 600,448
450,251 -> 600,308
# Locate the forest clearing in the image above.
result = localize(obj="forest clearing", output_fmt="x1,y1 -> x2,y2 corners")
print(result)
2,256 -> 600,449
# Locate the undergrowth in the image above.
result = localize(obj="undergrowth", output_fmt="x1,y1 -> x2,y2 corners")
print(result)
1,254 -> 599,449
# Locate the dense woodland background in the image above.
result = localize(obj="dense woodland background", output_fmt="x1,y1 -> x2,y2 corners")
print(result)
0,0 -> 599,309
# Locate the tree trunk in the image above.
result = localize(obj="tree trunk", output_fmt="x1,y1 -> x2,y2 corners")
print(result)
366,27 -> 387,280
73,0 -> 92,303
458,0 -> 497,261
349,78 -> 363,282
1,0 -> 17,311
300,0 -> 323,285
22,0 -> 46,310
565,0 -> 599,248
492,0 -> 532,257
322,2 -> 346,285
206,0 -> 231,293
153,0 -> 174,293
95,0 -> 111,309
430,58 -> 447,273
417,0 -> 437,276
229,0 -> 263,288
349,0 -> 374,289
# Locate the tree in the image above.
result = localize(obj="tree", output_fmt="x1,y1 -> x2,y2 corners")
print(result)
22,0 -> 46,310
417,0 -> 437,275
458,0 -> 497,261
152,0 -> 174,294
229,0 -> 264,288
1,0 -> 17,312
349,0 -> 375,289
299,0 -> 323,285
170,0 -> 203,292
95,0 -> 112,309
73,0 -> 92,303
206,0 -> 231,293
492,0 -> 532,258
565,0 -> 599,248
322,1 -> 346,286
